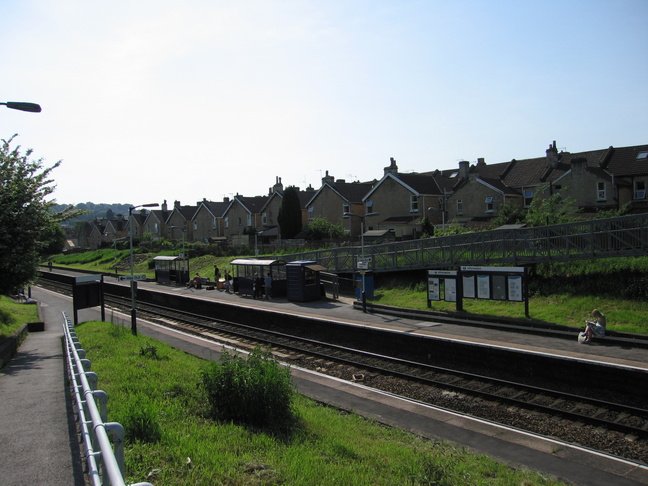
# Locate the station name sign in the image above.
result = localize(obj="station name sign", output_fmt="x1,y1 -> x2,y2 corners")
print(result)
118,274 -> 147,282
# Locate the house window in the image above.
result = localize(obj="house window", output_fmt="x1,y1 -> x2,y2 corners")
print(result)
154,223 -> 159,234
366,200 -> 374,213
597,182 -> 606,201
237,217 -> 242,226
634,181 -> 646,200
224,217 -> 229,229
456,199 -> 463,214
212,217 -> 217,229
247,214 -> 252,226
410,195 -> 418,212
485,196 -> 494,213
308,206 -> 314,220
524,189 -> 534,207
342,203 -> 349,215
262,212 -> 267,225
193,221 -> 198,231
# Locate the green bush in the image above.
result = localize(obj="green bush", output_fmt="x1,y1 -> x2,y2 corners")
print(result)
201,346 -> 295,432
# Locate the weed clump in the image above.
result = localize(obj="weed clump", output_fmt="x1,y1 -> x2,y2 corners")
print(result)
201,346 -> 295,432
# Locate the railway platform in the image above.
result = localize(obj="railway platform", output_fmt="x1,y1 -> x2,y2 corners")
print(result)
134,277 -> 648,372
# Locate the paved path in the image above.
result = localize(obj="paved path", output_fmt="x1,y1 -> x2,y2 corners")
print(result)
0,297 -> 85,485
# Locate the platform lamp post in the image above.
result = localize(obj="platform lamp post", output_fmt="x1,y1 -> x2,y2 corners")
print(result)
129,203 -> 158,335
343,211 -> 379,313
0,101 -> 42,112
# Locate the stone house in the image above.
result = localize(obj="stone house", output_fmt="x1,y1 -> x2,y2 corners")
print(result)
361,158 -> 453,239
304,171 -> 375,239
222,194 -> 268,241
192,198 -> 230,243
142,202 -> 170,239
166,200 -> 198,242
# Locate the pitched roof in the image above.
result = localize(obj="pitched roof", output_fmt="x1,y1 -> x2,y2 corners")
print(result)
200,200 -> 230,217
603,144 -> 648,176
233,195 -> 269,213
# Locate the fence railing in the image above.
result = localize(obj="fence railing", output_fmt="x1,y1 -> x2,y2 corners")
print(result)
63,312 -> 153,486
272,213 -> 648,273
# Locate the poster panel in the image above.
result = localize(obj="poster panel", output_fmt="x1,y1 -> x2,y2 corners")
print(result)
477,274 -> 490,299
492,275 -> 506,300
462,275 -> 475,298
428,278 -> 440,301
507,275 -> 523,301
444,278 -> 457,302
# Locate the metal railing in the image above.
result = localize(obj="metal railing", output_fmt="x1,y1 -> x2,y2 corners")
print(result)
274,213 -> 648,272
63,312 -> 153,486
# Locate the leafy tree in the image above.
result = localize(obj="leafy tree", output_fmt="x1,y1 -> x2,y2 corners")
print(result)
420,216 -> 435,238
304,217 -> 345,240
278,186 -> 302,239
40,222 -> 67,256
524,186 -> 580,227
489,202 -> 526,228
0,136 -> 61,293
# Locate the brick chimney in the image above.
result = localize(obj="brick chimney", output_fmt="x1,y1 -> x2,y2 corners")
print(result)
384,157 -> 398,175
458,161 -> 470,180
322,170 -> 335,185
546,140 -> 560,168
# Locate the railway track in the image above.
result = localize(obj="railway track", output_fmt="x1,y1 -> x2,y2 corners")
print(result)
37,277 -> 648,463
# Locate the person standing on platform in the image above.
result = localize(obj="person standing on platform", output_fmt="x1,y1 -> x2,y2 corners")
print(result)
264,272 -> 272,299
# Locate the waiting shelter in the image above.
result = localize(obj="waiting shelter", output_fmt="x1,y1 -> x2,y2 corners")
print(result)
286,261 -> 327,302
229,258 -> 287,298
153,256 -> 189,285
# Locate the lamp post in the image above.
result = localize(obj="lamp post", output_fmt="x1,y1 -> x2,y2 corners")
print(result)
343,211 -> 379,312
129,203 -> 158,335
0,101 -> 42,112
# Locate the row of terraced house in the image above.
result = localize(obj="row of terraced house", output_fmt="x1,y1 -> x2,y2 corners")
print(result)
78,141 -> 648,250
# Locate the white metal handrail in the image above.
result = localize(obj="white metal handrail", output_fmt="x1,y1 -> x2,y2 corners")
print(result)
62,312 -> 153,486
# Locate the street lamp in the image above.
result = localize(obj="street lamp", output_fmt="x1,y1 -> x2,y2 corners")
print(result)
343,211 -> 379,312
129,203 -> 158,335
428,189 -> 447,234
0,101 -> 42,112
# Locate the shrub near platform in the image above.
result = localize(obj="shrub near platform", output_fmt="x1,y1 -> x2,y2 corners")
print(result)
75,321 -> 565,485
201,347 -> 295,432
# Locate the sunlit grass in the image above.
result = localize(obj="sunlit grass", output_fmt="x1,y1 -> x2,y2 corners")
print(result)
370,287 -> 648,334
76,321 -> 565,485
0,295 -> 39,341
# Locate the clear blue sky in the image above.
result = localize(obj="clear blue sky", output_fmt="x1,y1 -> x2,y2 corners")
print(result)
1,0 -> 646,206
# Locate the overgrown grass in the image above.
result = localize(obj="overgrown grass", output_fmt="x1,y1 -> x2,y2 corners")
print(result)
0,295 -> 39,342
76,321 -> 565,485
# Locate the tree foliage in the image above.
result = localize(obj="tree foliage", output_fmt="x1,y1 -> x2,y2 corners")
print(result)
277,186 -> 303,239
524,187 -> 580,227
0,136 -> 61,293
304,217 -> 345,240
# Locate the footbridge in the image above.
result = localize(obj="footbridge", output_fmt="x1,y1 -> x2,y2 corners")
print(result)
276,213 -> 648,273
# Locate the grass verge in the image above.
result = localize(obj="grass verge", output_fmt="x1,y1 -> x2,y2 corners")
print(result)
0,295 -> 39,342
371,287 -> 648,335
76,321 -> 565,485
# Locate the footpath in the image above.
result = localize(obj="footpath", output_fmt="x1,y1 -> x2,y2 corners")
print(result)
0,296 -> 85,486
